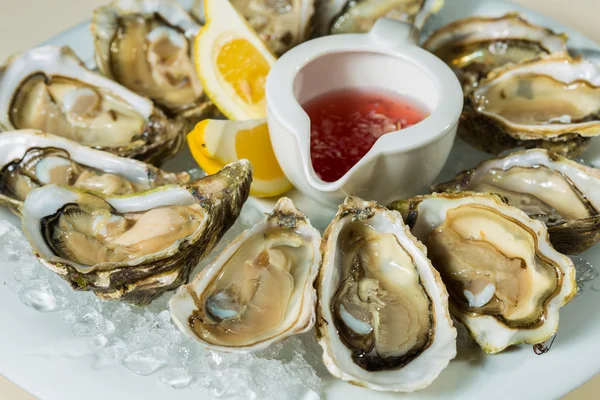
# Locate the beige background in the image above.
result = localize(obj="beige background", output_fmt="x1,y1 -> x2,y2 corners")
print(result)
0,0 -> 598,398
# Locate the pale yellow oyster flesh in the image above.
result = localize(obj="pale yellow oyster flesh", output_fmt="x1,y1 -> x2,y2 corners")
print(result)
0,130 -> 188,214
317,196 -> 456,392
10,75 -> 145,147
0,46 -> 185,165
92,0 -> 213,121
389,192 -> 577,354
170,197 -> 322,353
431,148 -> 600,254
423,13 -> 568,91
45,202 -> 203,265
460,54 -> 600,157
316,0 -> 443,36
21,160 -> 253,305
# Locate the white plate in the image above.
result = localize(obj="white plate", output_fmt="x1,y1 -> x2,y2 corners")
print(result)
2,1 -> 600,399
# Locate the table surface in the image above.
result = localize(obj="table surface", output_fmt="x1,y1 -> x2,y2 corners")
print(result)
0,0 -> 598,399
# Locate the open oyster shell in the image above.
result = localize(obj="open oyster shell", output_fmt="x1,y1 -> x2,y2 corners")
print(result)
21,160 -> 252,305
389,192 -> 577,354
423,13 -> 568,92
0,130 -> 188,214
170,197 -> 321,352
460,54 -> 600,157
317,196 -> 456,392
92,0 -> 214,122
314,0 -> 444,37
432,148 -> 600,255
0,46 -> 184,165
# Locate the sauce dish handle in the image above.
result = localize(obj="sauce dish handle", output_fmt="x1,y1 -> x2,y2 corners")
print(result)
369,18 -> 420,48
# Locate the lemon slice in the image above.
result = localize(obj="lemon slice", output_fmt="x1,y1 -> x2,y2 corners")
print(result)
188,119 -> 292,197
195,0 -> 276,120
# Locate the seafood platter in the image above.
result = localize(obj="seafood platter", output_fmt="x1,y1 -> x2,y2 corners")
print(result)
1,0 -> 600,399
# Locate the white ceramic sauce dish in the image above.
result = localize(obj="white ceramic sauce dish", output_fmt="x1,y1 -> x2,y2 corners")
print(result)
266,18 -> 463,207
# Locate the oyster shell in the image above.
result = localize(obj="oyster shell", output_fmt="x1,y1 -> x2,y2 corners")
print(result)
0,130 -> 188,213
0,46 -> 184,165
315,0 -> 443,37
423,13 -> 568,92
432,148 -> 600,255
169,197 -> 321,352
20,160 -> 252,305
317,196 -> 456,392
389,192 -> 577,354
92,0 -> 214,122
460,54 -> 600,157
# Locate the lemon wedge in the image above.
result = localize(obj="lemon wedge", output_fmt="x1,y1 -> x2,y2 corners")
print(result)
195,0 -> 276,120
188,119 -> 292,197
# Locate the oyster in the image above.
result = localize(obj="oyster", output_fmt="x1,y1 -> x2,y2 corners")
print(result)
92,0 -> 214,122
389,192 -> 577,354
433,148 -> 600,255
0,46 -> 184,165
20,160 -> 252,305
170,198 -> 321,352
423,13 -> 568,92
0,130 -> 188,213
460,54 -> 600,157
315,0 -> 444,37
317,196 -> 456,392
190,0 -> 315,56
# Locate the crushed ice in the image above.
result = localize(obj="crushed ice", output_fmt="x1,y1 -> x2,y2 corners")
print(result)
0,204 -> 322,398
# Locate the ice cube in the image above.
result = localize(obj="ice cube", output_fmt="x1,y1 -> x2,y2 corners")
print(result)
123,346 -> 169,376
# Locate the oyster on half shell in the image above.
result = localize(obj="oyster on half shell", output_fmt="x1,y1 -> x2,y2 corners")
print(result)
170,197 -> 321,352
317,196 -> 456,392
20,160 -> 252,305
433,148 -> 600,255
314,0 -> 444,37
0,46 -> 184,165
0,130 -> 188,213
389,192 -> 577,354
423,13 -> 568,92
92,0 -> 214,122
460,54 -> 600,157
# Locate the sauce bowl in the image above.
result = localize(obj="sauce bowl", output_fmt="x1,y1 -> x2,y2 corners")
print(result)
266,18 -> 463,207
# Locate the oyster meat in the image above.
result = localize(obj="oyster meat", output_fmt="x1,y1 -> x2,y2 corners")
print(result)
423,13 -> 568,92
460,54 -> 600,157
0,46 -> 184,164
170,198 -> 321,352
315,0 -> 444,37
190,0 -> 315,56
433,148 -> 600,255
0,130 -> 188,212
317,196 -> 456,392
21,160 -> 252,305
92,0 -> 214,122
389,192 -> 577,354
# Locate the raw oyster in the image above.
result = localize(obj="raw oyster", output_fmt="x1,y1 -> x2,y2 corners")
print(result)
460,54 -> 600,157
20,160 -> 252,305
423,13 -> 568,92
433,148 -> 600,255
0,130 -> 188,213
0,46 -> 184,165
314,0 -> 444,37
190,0 -> 315,56
389,192 -> 577,354
92,0 -> 214,122
317,196 -> 456,392
170,197 -> 321,352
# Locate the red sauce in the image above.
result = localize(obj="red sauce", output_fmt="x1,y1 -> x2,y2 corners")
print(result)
303,88 -> 428,182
